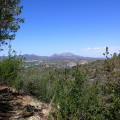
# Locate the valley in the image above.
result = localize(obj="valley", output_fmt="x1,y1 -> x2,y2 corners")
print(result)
23,52 -> 102,68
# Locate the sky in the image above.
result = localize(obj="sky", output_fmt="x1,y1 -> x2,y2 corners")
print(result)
1,0 -> 120,57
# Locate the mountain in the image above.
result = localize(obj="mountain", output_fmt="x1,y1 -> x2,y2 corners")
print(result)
51,52 -> 85,59
22,54 -> 40,59
1,52 -> 101,60
51,52 -> 76,57
22,54 -> 48,59
22,52 -> 83,59
21,52 -> 85,59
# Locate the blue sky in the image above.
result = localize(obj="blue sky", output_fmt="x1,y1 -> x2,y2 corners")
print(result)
1,0 -> 120,57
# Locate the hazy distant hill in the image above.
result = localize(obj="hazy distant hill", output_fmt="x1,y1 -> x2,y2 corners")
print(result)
50,52 -> 101,60
0,52 -> 103,60
51,52 -> 83,59
22,52 -> 93,60
22,54 -> 47,59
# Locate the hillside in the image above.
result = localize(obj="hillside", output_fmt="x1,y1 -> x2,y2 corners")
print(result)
0,52 -> 120,119
0,85 -> 50,120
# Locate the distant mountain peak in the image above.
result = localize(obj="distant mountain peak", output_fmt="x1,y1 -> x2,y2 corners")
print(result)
60,52 -> 75,56
52,52 -> 74,56
51,52 -> 82,59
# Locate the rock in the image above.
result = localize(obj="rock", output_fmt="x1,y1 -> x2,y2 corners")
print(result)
42,109 -> 49,116
30,102 -> 38,109
26,115 -> 41,120
26,102 -> 38,112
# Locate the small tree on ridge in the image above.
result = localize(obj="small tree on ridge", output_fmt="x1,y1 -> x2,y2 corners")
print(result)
0,0 -> 24,49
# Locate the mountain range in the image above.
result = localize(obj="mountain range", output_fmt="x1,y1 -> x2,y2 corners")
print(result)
22,52 -> 95,60
1,52 -> 102,60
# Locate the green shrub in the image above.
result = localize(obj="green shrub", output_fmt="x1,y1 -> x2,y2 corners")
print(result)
102,47 -> 120,120
0,45 -> 24,86
50,69 -> 103,120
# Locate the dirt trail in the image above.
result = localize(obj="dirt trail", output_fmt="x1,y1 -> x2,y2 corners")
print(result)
0,85 -> 51,120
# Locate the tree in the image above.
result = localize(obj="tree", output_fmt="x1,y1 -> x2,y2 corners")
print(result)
0,0 -> 24,48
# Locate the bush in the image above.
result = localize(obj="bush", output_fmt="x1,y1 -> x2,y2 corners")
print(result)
102,47 -> 120,120
0,46 -> 24,86
50,68 -> 103,120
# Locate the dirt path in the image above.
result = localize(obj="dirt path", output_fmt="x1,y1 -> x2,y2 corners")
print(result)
0,85 -> 51,120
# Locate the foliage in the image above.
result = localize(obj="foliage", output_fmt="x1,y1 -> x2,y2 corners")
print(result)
0,1 -> 119,119
0,45 -> 24,86
50,69 -> 104,120
102,47 -> 120,120
0,0 -> 24,48
1,46 -> 119,119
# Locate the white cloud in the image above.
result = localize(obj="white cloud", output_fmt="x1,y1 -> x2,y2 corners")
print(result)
80,47 -> 120,57
94,47 -> 100,50
87,47 -> 91,50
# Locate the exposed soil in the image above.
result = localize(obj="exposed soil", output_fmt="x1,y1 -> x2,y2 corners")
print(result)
0,85 -> 51,120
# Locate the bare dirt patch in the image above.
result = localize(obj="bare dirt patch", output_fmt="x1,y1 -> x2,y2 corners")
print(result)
0,85 -> 51,120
